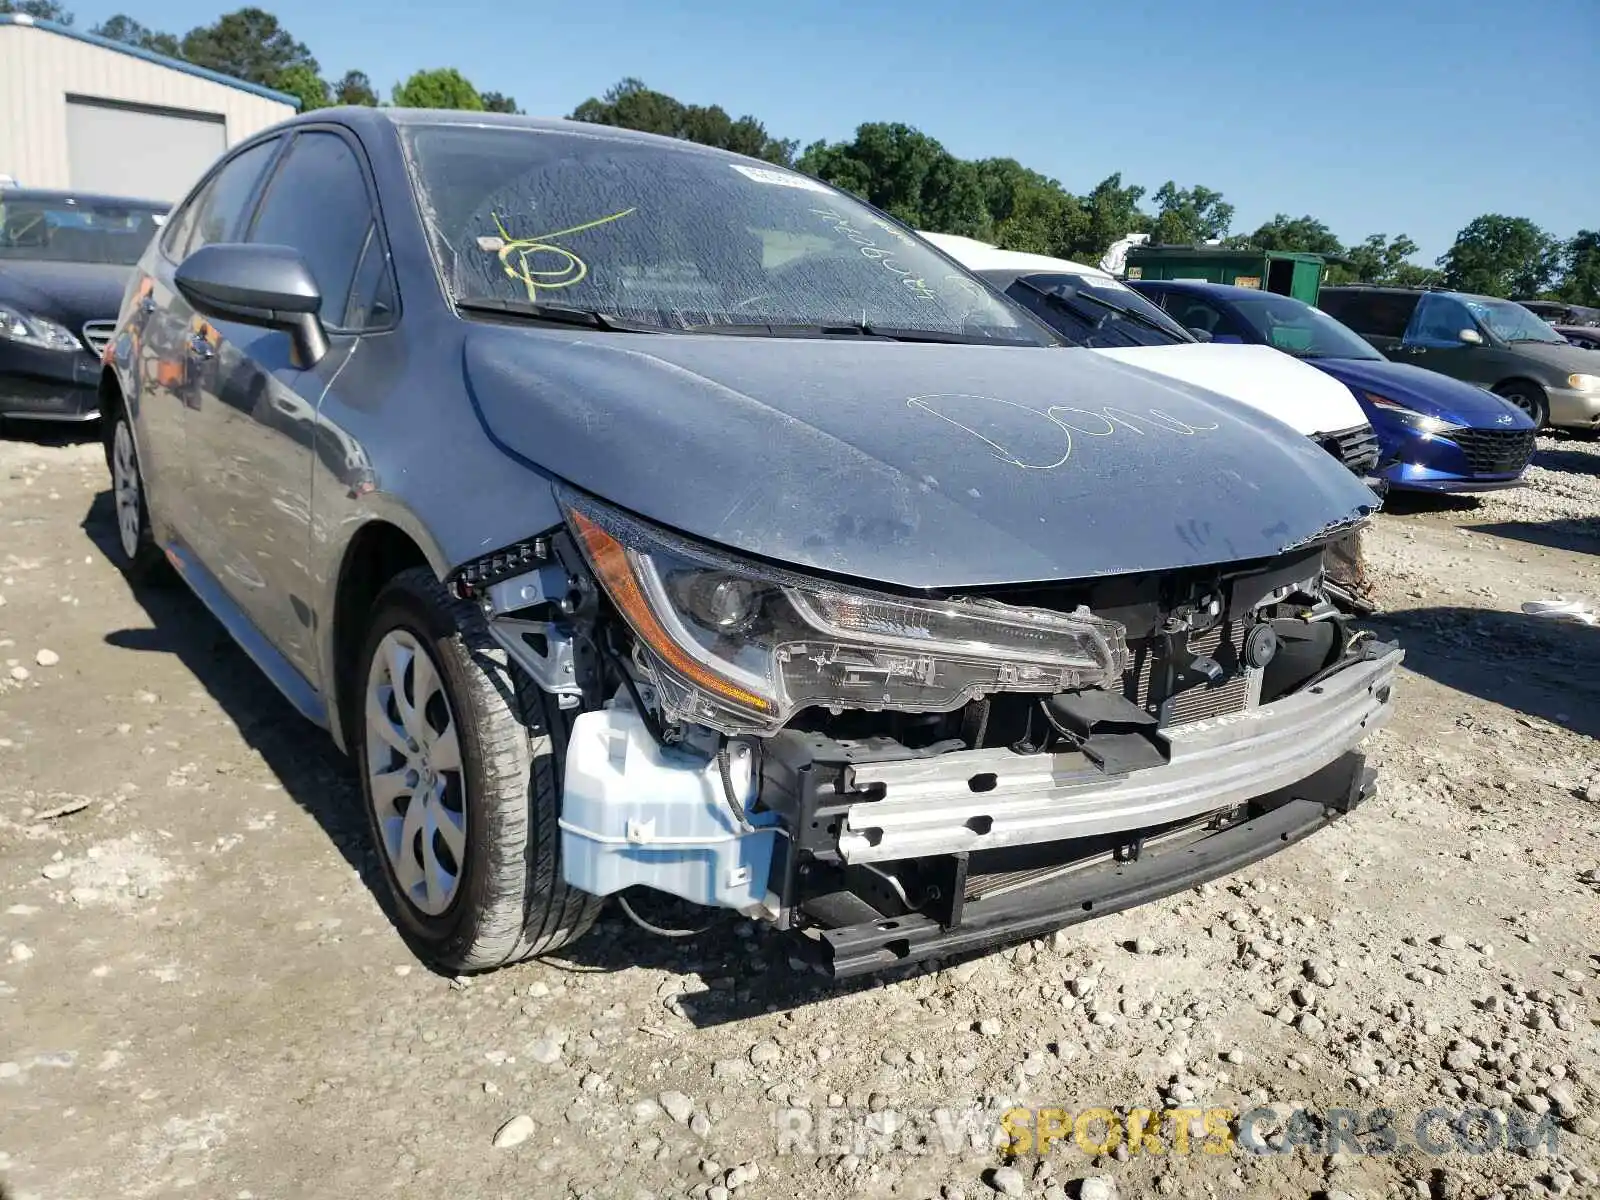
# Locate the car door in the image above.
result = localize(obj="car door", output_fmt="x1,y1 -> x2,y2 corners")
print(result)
181,127 -> 382,682
132,137 -> 282,547
1393,293 -> 1496,386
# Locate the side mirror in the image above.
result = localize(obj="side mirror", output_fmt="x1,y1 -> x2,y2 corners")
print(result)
1186,327 -> 1214,342
174,243 -> 329,367
1458,328 -> 1483,346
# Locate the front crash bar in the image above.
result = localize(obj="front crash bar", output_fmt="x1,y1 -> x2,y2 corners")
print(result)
834,643 -> 1401,863
801,754 -> 1376,978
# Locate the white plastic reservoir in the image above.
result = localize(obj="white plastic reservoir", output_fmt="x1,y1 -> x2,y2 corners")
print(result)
560,702 -> 778,913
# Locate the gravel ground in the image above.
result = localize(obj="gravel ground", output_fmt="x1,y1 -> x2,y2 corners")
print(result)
1,430 -> 1597,1200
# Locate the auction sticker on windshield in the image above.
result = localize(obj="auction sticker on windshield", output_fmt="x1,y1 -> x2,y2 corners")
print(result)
731,164 -> 831,192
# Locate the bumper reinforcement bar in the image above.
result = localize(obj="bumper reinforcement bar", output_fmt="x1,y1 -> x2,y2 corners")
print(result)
799,756 -> 1374,979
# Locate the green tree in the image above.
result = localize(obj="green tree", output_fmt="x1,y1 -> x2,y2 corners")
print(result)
1329,232 -> 1425,285
392,67 -> 484,110
90,14 -> 180,55
1438,215 -> 1561,297
1149,182 -> 1233,245
331,69 -> 378,106
972,158 -> 1081,256
180,7 -> 318,87
1063,173 -> 1148,263
1557,230 -> 1600,306
799,123 -> 989,237
571,78 -> 794,164
0,0 -> 73,23
1389,262 -> 1443,289
274,63 -> 328,110
1233,214 -> 1344,257
480,90 -> 521,114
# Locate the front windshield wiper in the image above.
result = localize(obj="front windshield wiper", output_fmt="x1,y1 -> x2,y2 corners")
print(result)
677,320 -> 1035,346
455,298 -> 663,334
1019,279 -> 1181,343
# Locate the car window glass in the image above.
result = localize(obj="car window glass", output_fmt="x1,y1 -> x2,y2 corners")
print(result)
1405,294 -> 1477,347
247,132 -> 374,330
343,222 -> 397,328
1166,296 -> 1245,340
1323,291 -> 1416,339
398,124 -> 1047,344
164,138 -> 280,261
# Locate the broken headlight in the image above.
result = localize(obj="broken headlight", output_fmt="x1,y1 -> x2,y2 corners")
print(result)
561,490 -> 1129,734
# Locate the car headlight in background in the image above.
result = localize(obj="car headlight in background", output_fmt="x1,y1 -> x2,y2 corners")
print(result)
1567,373 -> 1600,393
562,491 -> 1130,734
0,303 -> 81,352
1361,392 -> 1463,436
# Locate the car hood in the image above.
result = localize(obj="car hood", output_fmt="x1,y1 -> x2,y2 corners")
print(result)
1496,338 -> 1600,376
0,260 -> 130,330
1311,357 -> 1535,429
1088,342 -> 1369,436
463,328 -> 1380,589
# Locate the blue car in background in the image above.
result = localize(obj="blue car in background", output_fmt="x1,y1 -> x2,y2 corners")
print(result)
1130,281 -> 1537,493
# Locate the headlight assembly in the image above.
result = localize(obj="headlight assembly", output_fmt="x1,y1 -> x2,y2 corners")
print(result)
561,491 -> 1130,734
1567,373 -> 1600,393
1362,392 -> 1463,435
0,303 -> 82,352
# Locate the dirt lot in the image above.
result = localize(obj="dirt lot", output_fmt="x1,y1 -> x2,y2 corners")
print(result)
1,430 -> 1597,1200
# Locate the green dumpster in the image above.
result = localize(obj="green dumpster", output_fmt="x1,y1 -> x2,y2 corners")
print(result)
1123,246 -> 1327,305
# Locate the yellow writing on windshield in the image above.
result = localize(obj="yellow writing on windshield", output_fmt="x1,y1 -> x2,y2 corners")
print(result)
487,207 -> 638,301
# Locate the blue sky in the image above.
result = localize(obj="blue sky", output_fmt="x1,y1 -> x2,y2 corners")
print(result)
69,0 -> 1600,262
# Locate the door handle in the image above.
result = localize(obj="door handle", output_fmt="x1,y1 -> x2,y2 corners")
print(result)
188,333 -> 215,360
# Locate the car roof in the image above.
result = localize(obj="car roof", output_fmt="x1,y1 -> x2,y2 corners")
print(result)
1320,283 -> 1514,305
298,106 -> 763,161
0,186 -> 169,209
918,231 -> 1112,278
1131,279 -> 1293,303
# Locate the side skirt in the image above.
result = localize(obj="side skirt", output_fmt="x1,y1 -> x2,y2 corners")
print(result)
161,539 -> 328,729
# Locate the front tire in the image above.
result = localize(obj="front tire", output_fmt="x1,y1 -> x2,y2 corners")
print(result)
1493,380 -> 1548,429
104,410 -> 171,583
354,566 -> 600,970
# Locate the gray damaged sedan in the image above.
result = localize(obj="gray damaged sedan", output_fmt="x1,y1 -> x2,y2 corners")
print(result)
101,109 -> 1400,977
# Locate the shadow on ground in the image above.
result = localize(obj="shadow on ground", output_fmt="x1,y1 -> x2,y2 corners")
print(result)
80,490 -> 377,926
0,419 -> 101,447
1532,447 -> 1600,478
77,487 -> 884,1026
1379,491 -> 1481,517
1465,517 -> 1600,555
1370,605 -> 1600,739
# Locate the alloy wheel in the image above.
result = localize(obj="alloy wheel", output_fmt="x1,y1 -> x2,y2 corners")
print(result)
364,629 -> 466,916
112,421 -> 142,561
1504,391 -> 1537,420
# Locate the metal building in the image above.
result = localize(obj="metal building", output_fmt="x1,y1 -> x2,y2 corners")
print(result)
0,13 -> 299,203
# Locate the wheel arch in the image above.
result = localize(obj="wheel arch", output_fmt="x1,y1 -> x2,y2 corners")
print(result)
326,518 -> 438,753
1490,376 -> 1550,426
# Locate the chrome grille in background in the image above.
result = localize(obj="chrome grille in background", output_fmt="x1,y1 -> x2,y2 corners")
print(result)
80,320 -> 115,358
1127,621 -> 1253,726
1318,424 -> 1382,476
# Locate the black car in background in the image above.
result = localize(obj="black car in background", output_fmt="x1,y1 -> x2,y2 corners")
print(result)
1517,300 -> 1600,328
0,188 -> 169,424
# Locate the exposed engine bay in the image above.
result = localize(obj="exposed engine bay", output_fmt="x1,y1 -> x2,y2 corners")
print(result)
451,491 -> 1401,977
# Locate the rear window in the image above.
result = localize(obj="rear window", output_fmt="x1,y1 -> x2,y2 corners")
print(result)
1319,290 -> 1417,339
0,194 -> 168,265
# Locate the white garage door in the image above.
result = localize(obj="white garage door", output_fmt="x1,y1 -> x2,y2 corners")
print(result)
65,96 -> 226,204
